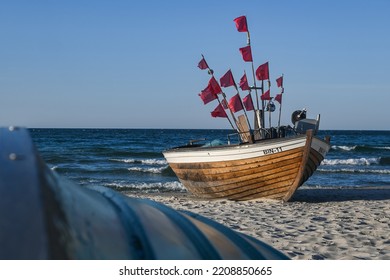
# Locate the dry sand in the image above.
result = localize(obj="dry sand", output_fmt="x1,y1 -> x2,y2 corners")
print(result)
130,187 -> 390,260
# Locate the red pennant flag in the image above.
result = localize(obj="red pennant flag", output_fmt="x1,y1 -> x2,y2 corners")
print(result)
243,93 -> 254,111
220,69 -> 236,88
256,62 -> 269,81
276,76 -> 283,88
239,46 -> 253,62
198,57 -> 209,70
239,73 -> 250,91
233,16 -> 248,32
274,93 -> 282,104
211,103 -> 228,118
199,85 -> 217,105
228,93 -> 244,113
261,89 -> 271,100
209,76 -> 222,95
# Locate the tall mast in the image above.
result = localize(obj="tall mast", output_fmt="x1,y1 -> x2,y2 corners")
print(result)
246,31 -> 260,111
234,15 -> 266,139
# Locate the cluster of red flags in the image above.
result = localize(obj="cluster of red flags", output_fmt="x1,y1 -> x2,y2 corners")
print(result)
198,59 -> 255,118
219,69 -> 254,114
197,15 -> 285,120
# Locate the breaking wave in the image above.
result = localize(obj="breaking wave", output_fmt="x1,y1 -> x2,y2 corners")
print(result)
318,168 -> 390,174
322,158 -> 379,166
331,145 -> 390,152
110,158 -> 167,165
104,181 -> 185,193
127,166 -> 167,174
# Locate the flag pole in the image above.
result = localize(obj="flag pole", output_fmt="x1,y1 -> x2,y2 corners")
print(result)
261,79 -> 265,128
247,31 -> 260,111
268,80 -> 272,129
200,55 -> 237,131
268,98 -> 273,128
277,74 -> 284,130
247,30 -> 266,140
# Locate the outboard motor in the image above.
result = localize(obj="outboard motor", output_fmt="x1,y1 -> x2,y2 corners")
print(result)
291,109 -> 307,125
291,109 -> 320,135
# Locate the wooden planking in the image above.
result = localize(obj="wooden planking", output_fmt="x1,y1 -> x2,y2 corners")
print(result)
170,146 -> 307,201
180,164 -> 299,191
300,148 -> 325,185
183,169 -> 298,200
170,148 -> 304,179
169,147 -> 303,170
172,157 -> 301,185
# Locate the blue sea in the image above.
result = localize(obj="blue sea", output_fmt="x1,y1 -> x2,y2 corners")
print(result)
30,129 -> 390,194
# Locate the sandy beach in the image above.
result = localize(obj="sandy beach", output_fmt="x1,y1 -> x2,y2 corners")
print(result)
130,187 -> 390,260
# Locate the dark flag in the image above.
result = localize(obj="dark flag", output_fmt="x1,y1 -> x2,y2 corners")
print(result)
211,103 -> 228,118
276,76 -> 283,88
242,93 -> 254,111
275,93 -> 282,104
199,85 -> 217,105
233,16 -> 248,32
239,73 -> 250,91
228,94 -> 244,113
209,76 -> 222,95
256,62 -> 269,81
261,89 -> 271,100
198,57 -> 209,70
220,69 -> 236,88
239,46 -> 253,62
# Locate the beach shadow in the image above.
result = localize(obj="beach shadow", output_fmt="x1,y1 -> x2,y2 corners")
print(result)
290,187 -> 390,203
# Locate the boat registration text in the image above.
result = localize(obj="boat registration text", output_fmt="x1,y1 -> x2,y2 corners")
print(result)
263,147 -> 282,155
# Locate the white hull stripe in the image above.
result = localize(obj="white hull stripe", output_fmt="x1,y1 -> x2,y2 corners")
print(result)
164,137 -> 311,164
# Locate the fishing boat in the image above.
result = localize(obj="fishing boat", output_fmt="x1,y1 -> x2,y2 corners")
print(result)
163,16 -> 331,201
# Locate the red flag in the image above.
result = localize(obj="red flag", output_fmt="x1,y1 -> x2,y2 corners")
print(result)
243,93 -> 254,111
276,76 -> 283,88
261,89 -> 271,100
220,69 -> 236,88
199,85 -> 217,105
239,46 -> 253,62
228,94 -> 244,113
256,62 -> 269,81
233,16 -> 248,32
198,57 -> 209,70
211,103 -> 228,118
275,93 -> 282,104
239,73 -> 250,91
209,76 -> 222,94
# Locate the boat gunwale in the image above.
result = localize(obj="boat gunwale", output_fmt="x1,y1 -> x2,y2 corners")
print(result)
163,133 -> 308,154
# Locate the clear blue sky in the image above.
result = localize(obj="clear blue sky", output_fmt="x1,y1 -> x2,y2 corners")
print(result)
1,0 -> 389,130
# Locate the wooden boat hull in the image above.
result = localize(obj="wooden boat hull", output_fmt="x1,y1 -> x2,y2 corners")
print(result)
163,130 -> 330,201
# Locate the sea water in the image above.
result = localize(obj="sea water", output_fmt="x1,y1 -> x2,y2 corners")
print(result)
30,129 -> 390,194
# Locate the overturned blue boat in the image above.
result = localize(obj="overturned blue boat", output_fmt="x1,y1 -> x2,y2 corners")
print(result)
0,127 -> 289,260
